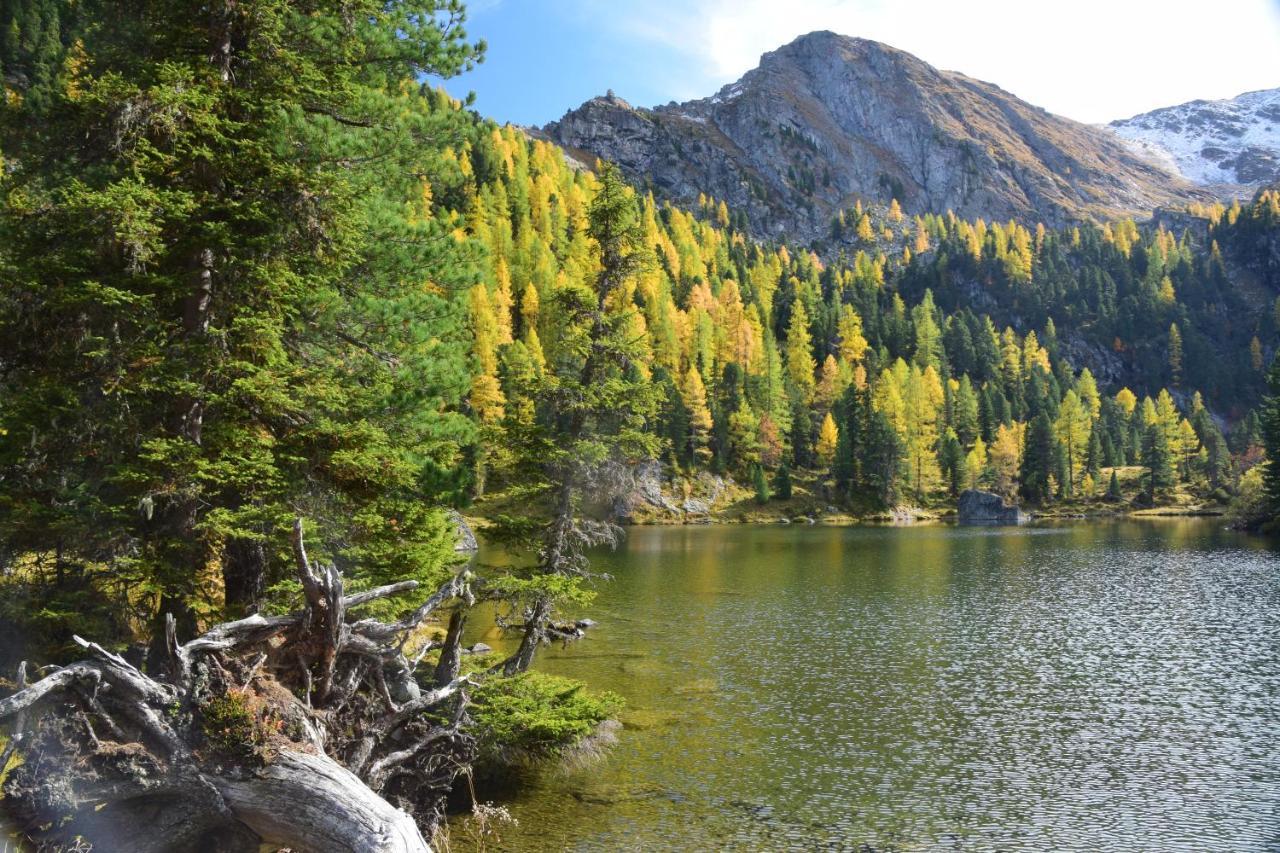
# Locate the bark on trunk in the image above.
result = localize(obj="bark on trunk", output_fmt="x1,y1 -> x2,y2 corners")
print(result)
215,749 -> 429,852
433,608 -> 466,689
505,596 -> 550,676
0,520 -> 475,853
221,535 -> 266,614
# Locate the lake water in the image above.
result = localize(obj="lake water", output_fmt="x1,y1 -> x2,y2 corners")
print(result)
464,520 -> 1280,851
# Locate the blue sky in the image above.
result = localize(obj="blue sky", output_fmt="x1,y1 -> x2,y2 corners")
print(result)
442,0 -> 1280,128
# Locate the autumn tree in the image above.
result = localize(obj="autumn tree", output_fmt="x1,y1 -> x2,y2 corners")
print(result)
1054,391 -> 1092,496
989,423 -> 1022,498
785,299 -> 816,402
816,413 -> 839,470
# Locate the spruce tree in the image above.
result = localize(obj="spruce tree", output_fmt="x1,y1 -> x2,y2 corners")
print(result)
1143,422 -> 1175,500
863,412 -> 904,507
1260,355 -> 1280,512
753,463 -> 771,504
939,430 -> 966,497
0,1 -> 483,650
1021,413 -> 1055,504
773,464 -> 793,501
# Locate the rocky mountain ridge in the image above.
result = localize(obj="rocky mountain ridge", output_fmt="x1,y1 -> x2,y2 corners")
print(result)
541,31 -> 1212,243
1108,88 -> 1280,190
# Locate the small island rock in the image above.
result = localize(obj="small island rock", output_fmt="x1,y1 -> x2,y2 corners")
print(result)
957,489 -> 1029,525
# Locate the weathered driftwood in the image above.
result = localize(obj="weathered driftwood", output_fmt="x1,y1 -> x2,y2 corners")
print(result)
0,519 -> 476,853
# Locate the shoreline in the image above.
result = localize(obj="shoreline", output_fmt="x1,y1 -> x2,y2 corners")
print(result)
465,504 -> 1228,534
618,509 -> 1227,527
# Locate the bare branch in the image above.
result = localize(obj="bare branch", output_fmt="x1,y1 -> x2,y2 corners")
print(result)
345,580 -> 420,609
380,675 -> 472,734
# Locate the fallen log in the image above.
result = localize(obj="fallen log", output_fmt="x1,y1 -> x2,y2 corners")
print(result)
0,519 -> 476,853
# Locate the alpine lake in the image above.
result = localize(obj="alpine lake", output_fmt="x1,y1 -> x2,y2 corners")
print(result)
457,518 -> 1280,851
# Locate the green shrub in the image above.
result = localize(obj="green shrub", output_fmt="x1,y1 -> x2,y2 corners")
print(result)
470,672 -> 622,760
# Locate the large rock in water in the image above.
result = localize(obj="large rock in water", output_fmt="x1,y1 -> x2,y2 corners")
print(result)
957,490 -> 1028,525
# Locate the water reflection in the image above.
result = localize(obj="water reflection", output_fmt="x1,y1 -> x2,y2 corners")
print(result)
464,520 -> 1280,851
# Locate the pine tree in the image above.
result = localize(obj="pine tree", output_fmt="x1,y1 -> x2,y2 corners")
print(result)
862,412 -> 904,507
1143,421 -> 1175,499
938,430 -> 966,497
773,463 -> 793,500
911,290 -> 944,370
1168,323 -> 1183,386
0,0 -> 483,642
952,375 -> 980,446
1108,470 -> 1122,501
1021,413 -> 1055,503
1086,427 -> 1103,481
1260,355 -> 1280,514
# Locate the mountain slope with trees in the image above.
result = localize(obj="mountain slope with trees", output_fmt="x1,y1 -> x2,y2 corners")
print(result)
455,121 -> 1275,518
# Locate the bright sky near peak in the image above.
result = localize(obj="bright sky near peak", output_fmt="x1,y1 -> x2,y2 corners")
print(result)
442,0 -> 1280,128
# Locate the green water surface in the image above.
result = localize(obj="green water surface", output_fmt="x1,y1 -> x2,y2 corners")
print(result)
464,519 -> 1280,851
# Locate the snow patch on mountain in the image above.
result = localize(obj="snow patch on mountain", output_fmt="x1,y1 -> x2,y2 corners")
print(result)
1109,88 -> 1280,187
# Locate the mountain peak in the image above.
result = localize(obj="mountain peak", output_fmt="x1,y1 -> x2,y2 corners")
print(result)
544,36 -> 1210,242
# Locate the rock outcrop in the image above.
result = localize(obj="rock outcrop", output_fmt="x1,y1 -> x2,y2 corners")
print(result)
957,489 -> 1029,525
542,31 -> 1209,243
449,509 -> 478,553
610,461 -> 728,523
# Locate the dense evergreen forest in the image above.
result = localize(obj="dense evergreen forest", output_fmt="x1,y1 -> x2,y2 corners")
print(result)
1,0 -> 1279,849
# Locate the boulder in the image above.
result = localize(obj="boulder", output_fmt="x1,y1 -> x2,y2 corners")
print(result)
957,489 -> 1029,525
682,498 -> 710,516
449,509 -> 479,552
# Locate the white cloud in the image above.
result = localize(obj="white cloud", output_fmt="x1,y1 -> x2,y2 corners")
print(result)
602,0 -> 1280,122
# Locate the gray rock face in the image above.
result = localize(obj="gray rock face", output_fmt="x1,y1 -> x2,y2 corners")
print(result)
611,460 -> 726,523
681,498 -> 711,516
613,460 -> 682,520
449,509 -> 478,553
542,31 -> 1208,243
957,490 -> 1028,525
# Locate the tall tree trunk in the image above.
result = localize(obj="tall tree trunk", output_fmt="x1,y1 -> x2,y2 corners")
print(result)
222,536 -> 266,615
